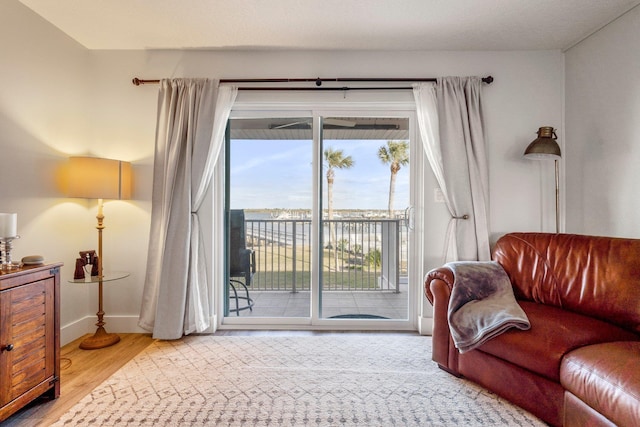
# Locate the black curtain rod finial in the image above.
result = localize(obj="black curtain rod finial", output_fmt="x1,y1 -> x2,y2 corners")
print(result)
482,76 -> 494,84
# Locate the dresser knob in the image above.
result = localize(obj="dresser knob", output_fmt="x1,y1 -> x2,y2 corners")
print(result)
2,344 -> 14,352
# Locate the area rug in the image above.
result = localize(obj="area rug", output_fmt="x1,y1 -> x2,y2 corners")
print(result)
52,334 -> 545,426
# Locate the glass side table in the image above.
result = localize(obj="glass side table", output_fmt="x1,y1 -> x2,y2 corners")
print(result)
69,272 -> 129,350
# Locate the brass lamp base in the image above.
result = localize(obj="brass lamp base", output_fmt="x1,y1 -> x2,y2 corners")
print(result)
79,327 -> 120,350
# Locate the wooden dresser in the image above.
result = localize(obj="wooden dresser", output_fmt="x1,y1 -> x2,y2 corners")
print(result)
0,263 -> 62,422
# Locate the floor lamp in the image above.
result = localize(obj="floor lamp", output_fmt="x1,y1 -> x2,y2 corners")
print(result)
67,156 -> 132,349
523,126 -> 562,233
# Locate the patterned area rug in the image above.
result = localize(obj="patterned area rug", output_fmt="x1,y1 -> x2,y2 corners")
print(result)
53,334 -> 545,426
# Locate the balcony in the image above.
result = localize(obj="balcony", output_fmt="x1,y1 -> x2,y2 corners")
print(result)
228,215 -> 409,318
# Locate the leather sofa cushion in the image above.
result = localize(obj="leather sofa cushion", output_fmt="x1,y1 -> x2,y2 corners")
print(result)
475,302 -> 639,382
561,342 -> 640,427
564,392 -> 617,427
492,233 -> 640,334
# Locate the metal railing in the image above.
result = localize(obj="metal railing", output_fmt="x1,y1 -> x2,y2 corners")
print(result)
245,218 -> 407,292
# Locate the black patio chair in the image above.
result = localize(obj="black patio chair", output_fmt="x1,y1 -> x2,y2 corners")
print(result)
229,209 -> 255,315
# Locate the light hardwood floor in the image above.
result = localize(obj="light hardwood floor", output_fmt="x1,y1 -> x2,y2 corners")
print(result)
3,333 -> 156,427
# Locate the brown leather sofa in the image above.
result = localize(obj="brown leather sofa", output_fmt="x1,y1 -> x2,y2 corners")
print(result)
424,233 -> 640,427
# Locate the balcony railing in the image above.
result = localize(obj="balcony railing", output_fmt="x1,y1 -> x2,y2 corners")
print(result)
244,218 -> 408,293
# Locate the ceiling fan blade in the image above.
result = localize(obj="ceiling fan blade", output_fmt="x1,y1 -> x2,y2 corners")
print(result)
324,118 -> 357,127
270,118 -> 357,129
271,120 -> 310,129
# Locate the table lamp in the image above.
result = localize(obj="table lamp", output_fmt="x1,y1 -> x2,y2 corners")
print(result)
67,156 -> 132,349
523,126 -> 562,233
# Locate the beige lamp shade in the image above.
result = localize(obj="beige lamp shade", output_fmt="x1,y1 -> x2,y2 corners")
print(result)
67,157 -> 132,200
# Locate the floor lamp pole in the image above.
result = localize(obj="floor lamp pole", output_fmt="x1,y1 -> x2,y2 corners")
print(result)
79,198 -> 121,350
554,159 -> 560,234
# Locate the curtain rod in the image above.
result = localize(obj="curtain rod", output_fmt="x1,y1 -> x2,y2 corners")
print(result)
131,76 -> 494,89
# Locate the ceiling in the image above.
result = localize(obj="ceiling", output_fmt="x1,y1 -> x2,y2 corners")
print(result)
19,0 -> 640,51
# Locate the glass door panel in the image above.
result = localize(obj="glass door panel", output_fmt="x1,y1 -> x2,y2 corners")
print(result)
227,117 -> 313,318
320,117 -> 410,320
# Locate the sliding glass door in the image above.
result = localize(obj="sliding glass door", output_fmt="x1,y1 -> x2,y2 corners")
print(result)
224,110 -> 416,329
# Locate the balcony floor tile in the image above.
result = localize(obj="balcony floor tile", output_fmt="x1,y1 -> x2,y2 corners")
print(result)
228,290 -> 408,319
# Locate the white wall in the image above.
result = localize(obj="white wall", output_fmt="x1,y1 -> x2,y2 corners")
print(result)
0,0 -> 96,344
2,1 -> 564,342
565,6 -> 640,238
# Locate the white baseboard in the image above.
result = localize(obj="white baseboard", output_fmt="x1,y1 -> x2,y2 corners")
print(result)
63,314 -> 426,345
418,316 -> 433,336
60,316 -> 93,347
104,315 -> 150,333
61,315 -> 149,346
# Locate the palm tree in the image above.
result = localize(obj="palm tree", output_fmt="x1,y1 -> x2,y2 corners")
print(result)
378,140 -> 409,218
324,147 -> 354,222
323,147 -> 354,262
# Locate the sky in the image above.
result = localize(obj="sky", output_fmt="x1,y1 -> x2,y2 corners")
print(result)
230,138 -> 410,211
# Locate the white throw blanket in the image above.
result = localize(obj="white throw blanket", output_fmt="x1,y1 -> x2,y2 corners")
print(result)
446,261 -> 530,353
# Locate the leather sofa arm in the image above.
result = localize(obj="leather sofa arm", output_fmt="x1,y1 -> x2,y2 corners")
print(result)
424,267 -> 455,304
425,267 -> 460,376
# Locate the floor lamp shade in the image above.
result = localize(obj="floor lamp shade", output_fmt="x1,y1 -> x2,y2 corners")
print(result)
523,126 -> 561,160
523,126 -> 561,233
66,156 -> 132,200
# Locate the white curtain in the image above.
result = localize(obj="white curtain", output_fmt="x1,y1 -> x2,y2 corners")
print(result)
413,77 -> 490,262
138,79 -> 237,339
